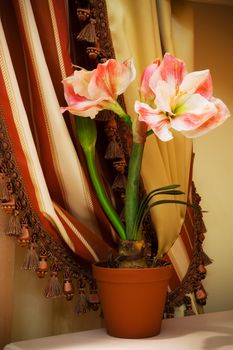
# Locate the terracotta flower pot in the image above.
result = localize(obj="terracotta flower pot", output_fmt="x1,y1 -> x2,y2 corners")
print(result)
92,263 -> 173,338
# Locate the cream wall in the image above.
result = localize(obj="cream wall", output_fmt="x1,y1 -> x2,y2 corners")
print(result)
10,248 -> 102,342
192,2 -> 233,312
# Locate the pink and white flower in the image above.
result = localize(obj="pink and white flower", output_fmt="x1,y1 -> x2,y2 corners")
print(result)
61,58 -> 136,118
135,53 -> 230,141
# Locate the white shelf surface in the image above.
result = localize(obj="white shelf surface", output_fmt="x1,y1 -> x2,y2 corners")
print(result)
4,310 -> 233,350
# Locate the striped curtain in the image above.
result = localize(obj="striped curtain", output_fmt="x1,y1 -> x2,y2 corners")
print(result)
0,0 -> 116,265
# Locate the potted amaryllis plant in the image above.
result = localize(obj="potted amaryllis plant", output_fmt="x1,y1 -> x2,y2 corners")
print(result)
61,53 -> 230,338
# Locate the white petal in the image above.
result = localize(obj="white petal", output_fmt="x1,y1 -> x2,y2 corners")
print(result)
172,93 -> 217,131
182,97 -> 230,138
135,101 -> 172,142
152,122 -> 173,142
155,80 -> 174,114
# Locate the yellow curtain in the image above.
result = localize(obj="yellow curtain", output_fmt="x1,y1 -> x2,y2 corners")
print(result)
106,0 -> 199,316
106,0 -> 193,257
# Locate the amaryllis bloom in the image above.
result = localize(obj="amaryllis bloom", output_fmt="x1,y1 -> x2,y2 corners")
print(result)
135,53 -> 230,141
61,58 -> 136,118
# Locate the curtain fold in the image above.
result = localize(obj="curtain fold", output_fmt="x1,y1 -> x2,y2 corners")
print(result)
106,0 -> 193,260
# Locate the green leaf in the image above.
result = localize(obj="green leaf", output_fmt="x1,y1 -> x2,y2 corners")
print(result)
133,199 -> 193,239
151,184 -> 181,191
133,185 -> 184,239
139,185 -> 182,215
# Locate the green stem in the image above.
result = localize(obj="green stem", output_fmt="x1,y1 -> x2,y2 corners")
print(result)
76,117 -> 126,240
110,102 -> 132,128
85,150 -> 126,239
147,129 -> 153,137
125,142 -> 145,240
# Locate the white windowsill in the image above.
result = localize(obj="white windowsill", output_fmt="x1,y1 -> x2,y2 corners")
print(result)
4,310 -> 233,350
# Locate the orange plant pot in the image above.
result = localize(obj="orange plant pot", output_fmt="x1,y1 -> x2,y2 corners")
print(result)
92,263 -> 173,339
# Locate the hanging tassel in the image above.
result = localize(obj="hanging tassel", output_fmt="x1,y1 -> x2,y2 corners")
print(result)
75,278 -> 90,314
112,159 -> 126,174
194,285 -> 207,306
88,281 -> 100,311
18,223 -> 30,247
63,270 -> 75,301
105,139 -> 124,159
77,19 -> 96,43
22,242 -> 39,270
104,118 -> 117,138
184,296 -> 196,316
45,271 -> 63,298
36,248 -> 48,278
200,250 -> 213,266
112,173 -> 127,191
5,210 -> 21,236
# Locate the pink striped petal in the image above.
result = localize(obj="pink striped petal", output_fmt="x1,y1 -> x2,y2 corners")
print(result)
62,78 -> 105,117
60,104 -> 101,118
139,59 -> 160,101
60,96 -> 104,118
88,58 -> 136,100
211,97 -> 230,120
181,97 -> 230,138
159,53 -> 186,89
171,94 -> 217,131
135,101 -> 173,141
180,70 -> 213,98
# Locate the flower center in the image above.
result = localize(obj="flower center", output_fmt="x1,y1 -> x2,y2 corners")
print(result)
165,111 -> 175,119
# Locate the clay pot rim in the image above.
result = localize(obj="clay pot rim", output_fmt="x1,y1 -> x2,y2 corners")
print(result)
93,261 -> 172,270
92,262 -> 173,283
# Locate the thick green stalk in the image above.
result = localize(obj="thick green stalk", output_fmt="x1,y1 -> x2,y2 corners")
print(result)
146,129 -> 153,137
125,142 -> 145,240
76,117 -> 126,240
